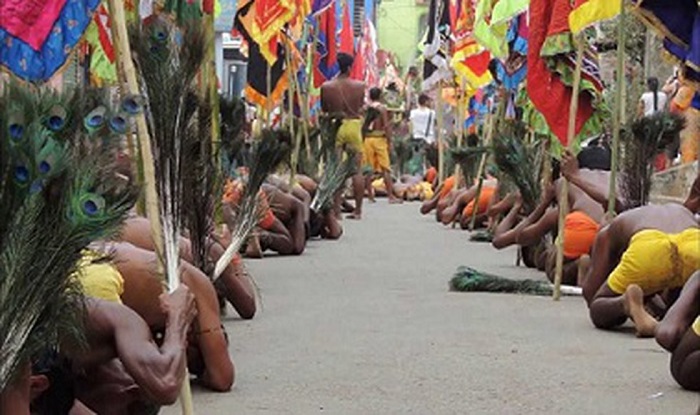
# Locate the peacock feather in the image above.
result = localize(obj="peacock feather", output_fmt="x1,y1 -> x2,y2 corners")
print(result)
490,124 -> 543,213
310,116 -> 355,215
0,81 -> 138,391
620,112 -> 684,208
449,267 -> 554,296
214,129 -> 291,279
130,17 -> 208,290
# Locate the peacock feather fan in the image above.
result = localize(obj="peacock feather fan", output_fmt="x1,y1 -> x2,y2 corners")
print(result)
450,146 -> 489,184
490,125 -> 543,212
0,81 -> 138,391
130,17 -> 208,290
214,129 -> 291,280
449,267 -> 554,296
310,116 -> 356,216
219,95 -> 249,178
620,112 -> 684,208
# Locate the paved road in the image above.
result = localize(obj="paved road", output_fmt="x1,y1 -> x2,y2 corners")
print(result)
165,202 -> 698,414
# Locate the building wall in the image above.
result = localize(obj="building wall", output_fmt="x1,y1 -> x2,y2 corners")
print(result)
376,0 -> 428,69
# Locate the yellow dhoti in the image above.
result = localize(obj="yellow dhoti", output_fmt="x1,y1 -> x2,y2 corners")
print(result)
607,229 -> 700,295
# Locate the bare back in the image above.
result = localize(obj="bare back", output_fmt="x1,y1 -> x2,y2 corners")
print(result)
321,77 -> 366,118
611,204 -> 698,250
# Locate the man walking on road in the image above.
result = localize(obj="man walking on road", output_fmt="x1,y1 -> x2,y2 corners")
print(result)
321,53 -> 367,220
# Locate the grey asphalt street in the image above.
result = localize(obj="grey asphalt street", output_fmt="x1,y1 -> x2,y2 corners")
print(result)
165,202 -> 699,415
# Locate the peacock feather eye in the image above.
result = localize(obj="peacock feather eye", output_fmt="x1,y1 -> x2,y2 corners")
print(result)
84,106 -> 107,133
153,28 -> 168,42
9,124 -> 24,142
46,105 -> 67,131
79,193 -> 106,217
121,95 -> 144,115
14,165 -> 30,184
109,113 -> 128,134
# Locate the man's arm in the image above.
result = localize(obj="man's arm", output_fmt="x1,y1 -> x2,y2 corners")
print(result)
582,224 -> 622,304
561,150 -> 626,213
381,106 -> 392,141
683,172 -> 700,213
85,287 -> 196,404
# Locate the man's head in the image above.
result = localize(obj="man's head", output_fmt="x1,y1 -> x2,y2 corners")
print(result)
577,145 -> 611,171
30,350 -> 75,415
369,87 -> 382,102
418,94 -> 431,107
338,53 -> 354,75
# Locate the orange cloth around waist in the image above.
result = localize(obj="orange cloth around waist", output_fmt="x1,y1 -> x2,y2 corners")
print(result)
439,176 -> 456,200
425,167 -> 437,184
563,211 -> 600,259
462,186 -> 496,217
258,191 -> 276,230
223,179 -> 243,205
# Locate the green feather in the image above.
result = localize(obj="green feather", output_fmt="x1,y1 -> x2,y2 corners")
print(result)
449,266 -> 553,296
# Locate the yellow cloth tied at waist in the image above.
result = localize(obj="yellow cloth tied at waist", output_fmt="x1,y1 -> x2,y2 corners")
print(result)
75,251 -> 124,303
607,229 -> 700,295
693,316 -> 700,337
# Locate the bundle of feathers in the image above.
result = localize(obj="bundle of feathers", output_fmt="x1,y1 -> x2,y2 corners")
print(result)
450,267 -> 555,296
0,82 -> 137,390
620,112 -> 684,208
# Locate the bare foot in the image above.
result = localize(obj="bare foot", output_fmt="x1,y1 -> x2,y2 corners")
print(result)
346,211 -> 362,220
245,234 -> 264,259
623,284 -> 658,338
576,254 -> 591,287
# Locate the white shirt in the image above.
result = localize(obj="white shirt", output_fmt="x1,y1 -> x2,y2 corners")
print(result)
410,107 -> 436,144
640,91 -> 668,116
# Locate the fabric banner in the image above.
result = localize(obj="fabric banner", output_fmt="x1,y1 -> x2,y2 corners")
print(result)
0,0 -> 101,82
630,0 -> 699,88
569,0 -> 620,34
527,0 -> 597,146
235,0 -> 288,107
422,0 -> 452,91
474,0 -> 528,58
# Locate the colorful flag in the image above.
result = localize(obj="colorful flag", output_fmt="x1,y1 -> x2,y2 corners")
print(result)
312,6 -> 339,88
339,1 -> 354,54
85,4 -> 117,85
473,0 -> 528,58
452,38 -> 493,88
527,0 -> 600,146
0,0 -> 102,82
234,0 -> 289,107
568,0 -> 620,34
630,1 -> 699,89
422,0 -> 451,91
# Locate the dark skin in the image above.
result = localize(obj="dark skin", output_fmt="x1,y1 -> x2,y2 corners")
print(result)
103,242 -> 234,392
583,204 -> 698,337
73,287 -> 196,406
440,178 -> 498,227
365,97 -> 401,204
120,216 -> 256,319
684,171 -> 700,213
655,272 -> 700,391
321,67 -> 366,220
561,150 -> 623,213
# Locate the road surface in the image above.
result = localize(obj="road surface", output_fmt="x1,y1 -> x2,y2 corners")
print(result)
165,202 -> 698,414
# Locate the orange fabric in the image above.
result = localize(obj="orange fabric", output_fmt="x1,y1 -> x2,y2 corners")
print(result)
439,176 -> 456,200
563,211 -> 600,259
223,179 -> 243,205
258,191 -> 276,230
462,186 -> 496,217
425,167 -> 438,184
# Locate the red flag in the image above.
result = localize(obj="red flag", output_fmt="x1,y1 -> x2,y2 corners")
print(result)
320,6 -> 337,68
339,2 -> 354,54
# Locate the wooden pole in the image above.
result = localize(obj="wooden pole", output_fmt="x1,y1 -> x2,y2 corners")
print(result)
286,39 -> 301,186
469,92 -> 501,231
106,0 -> 194,412
553,34 -> 585,301
437,83 -> 445,184
608,2 -> 626,216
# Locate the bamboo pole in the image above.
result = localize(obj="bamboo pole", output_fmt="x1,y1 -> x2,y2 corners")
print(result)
608,2 -> 626,216
286,39 -> 301,186
553,34 -> 585,301
106,1 -> 194,412
468,93 -> 501,231
437,83 -> 445,184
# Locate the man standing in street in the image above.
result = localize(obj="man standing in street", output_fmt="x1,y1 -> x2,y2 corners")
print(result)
321,53 -> 367,220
